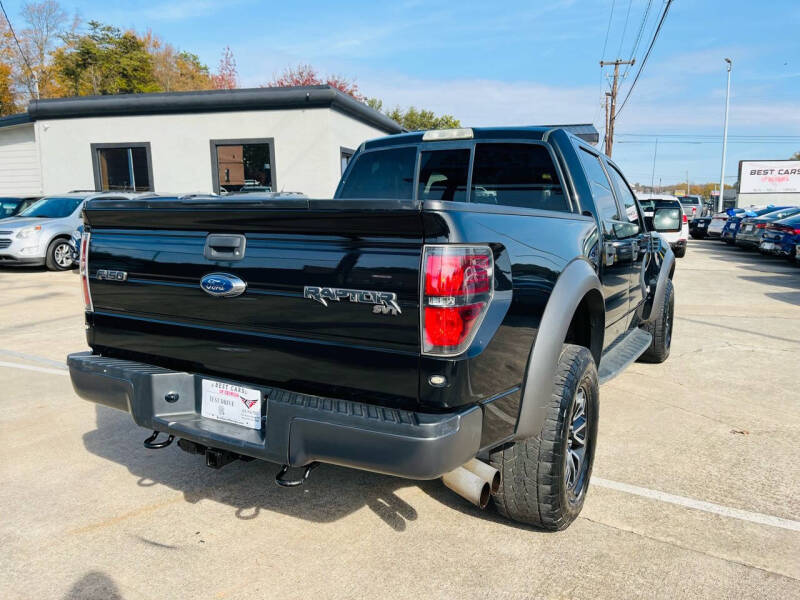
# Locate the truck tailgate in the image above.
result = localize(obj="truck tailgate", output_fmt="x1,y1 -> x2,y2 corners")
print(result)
83,198 -> 423,408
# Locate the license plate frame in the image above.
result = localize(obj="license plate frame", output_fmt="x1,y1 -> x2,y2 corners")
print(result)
201,378 -> 263,430
760,242 -> 775,251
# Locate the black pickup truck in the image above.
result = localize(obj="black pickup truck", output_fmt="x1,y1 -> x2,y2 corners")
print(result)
68,126 -> 677,530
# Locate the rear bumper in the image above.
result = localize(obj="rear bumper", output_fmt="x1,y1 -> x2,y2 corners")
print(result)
67,352 -> 482,480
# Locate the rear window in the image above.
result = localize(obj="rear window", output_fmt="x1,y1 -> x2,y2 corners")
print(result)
338,147 -> 416,199
471,143 -> 567,211
418,149 -> 470,202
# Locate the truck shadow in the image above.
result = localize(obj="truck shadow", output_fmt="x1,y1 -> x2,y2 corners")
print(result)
84,405 -> 428,532
84,405 -> 542,533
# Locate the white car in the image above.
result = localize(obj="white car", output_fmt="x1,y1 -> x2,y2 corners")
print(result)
636,193 -> 689,258
0,191 -> 154,270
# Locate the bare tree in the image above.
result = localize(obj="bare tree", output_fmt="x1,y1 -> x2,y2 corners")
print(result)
16,1 -> 70,98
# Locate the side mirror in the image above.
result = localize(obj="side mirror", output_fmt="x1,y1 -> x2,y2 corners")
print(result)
612,221 -> 640,238
653,207 -> 681,233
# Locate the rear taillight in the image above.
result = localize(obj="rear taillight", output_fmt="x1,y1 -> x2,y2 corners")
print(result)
682,214 -> 688,224
80,231 -> 93,312
755,223 -> 767,229
422,245 -> 493,355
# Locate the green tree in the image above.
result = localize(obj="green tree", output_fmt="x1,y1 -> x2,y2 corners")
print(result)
385,106 -> 460,130
791,151 -> 800,160
53,21 -> 159,95
143,32 -> 213,92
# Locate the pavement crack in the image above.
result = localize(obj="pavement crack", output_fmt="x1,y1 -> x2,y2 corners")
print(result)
579,515 -> 800,582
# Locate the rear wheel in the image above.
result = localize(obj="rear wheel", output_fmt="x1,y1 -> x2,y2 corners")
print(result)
673,246 -> 686,258
639,278 -> 674,363
45,238 -> 74,271
490,344 -> 598,530
690,232 -> 705,240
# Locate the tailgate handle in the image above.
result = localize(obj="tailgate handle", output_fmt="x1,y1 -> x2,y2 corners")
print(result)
205,234 -> 246,261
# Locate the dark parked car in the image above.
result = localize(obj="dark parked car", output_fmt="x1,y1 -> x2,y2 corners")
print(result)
736,207 -> 800,250
68,126 -> 677,531
759,214 -> 800,259
721,206 -> 790,244
689,215 -> 712,239
0,196 -> 39,218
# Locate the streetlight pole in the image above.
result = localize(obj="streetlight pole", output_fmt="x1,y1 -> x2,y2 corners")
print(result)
717,58 -> 732,213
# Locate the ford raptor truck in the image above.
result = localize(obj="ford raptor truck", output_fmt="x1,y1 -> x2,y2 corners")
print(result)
68,126 -> 677,530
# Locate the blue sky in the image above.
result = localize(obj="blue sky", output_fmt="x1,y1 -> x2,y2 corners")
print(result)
17,0 -> 800,186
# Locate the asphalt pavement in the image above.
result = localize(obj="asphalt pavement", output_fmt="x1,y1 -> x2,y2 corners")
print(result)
1,240 -> 798,599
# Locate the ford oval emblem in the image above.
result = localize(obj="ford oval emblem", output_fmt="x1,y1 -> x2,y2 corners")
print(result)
200,273 -> 247,298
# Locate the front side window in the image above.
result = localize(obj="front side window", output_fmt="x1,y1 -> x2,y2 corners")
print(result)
94,145 -> 152,192
578,148 -> 618,221
418,149 -> 470,202
471,143 -> 567,211
18,197 -> 83,218
607,164 -> 640,227
337,147 -> 416,199
214,140 -> 273,193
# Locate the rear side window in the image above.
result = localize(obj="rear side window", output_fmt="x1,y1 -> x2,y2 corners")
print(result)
471,143 -> 568,211
418,149 -> 470,201
338,147 -> 416,199
578,148 -> 618,220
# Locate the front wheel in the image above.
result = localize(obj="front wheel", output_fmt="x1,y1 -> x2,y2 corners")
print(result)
45,238 -> 74,271
638,278 -> 674,363
490,344 -> 599,530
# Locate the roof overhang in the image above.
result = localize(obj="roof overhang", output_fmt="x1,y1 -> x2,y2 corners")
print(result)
16,86 -> 402,134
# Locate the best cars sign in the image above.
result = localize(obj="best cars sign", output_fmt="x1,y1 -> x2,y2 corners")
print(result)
739,160 -> 800,194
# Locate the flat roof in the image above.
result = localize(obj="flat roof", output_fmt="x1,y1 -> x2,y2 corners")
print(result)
1,86 -> 402,134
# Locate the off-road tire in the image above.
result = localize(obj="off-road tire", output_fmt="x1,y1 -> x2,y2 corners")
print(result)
45,238 -> 74,271
673,246 -> 686,258
638,278 -> 674,363
489,344 -> 598,531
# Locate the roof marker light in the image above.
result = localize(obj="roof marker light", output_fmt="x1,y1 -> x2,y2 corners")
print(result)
422,128 -> 474,141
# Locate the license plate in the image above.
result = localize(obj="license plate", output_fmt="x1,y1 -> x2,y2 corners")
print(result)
742,225 -> 752,232
201,379 -> 262,430
795,246 -> 800,257
761,242 -> 775,251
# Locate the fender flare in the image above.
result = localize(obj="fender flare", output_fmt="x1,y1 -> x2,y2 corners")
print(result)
644,245 -> 675,323
514,258 -> 603,441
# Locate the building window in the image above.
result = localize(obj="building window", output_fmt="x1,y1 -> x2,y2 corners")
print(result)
341,147 -> 355,175
211,138 -> 275,194
91,143 -> 153,192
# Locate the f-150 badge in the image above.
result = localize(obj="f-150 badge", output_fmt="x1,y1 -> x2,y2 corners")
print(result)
303,286 -> 401,315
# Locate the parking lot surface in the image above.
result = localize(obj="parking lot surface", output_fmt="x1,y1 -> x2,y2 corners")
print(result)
1,241 -> 798,599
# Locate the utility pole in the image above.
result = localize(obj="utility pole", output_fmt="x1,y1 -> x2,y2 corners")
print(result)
718,58 -> 732,212
600,58 -> 635,157
650,138 -> 658,192
603,92 -> 611,151
686,170 -> 689,196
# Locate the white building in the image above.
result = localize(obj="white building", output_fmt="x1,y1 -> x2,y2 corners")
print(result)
0,86 -> 401,198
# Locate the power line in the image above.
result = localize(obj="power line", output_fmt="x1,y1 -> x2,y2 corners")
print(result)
614,0 -> 673,121
0,0 -> 38,99
622,0 -> 653,79
600,0 -> 617,63
617,140 -> 800,145
616,0 -> 633,62
619,133 -> 800,138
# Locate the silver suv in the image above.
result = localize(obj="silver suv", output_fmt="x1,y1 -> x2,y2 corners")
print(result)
0,192 -> 154,270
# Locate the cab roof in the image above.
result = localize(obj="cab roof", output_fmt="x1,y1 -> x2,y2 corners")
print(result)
362,124 -> 598,150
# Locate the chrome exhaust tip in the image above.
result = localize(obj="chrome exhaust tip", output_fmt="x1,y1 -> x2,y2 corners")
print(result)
442,466 -> 491,509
